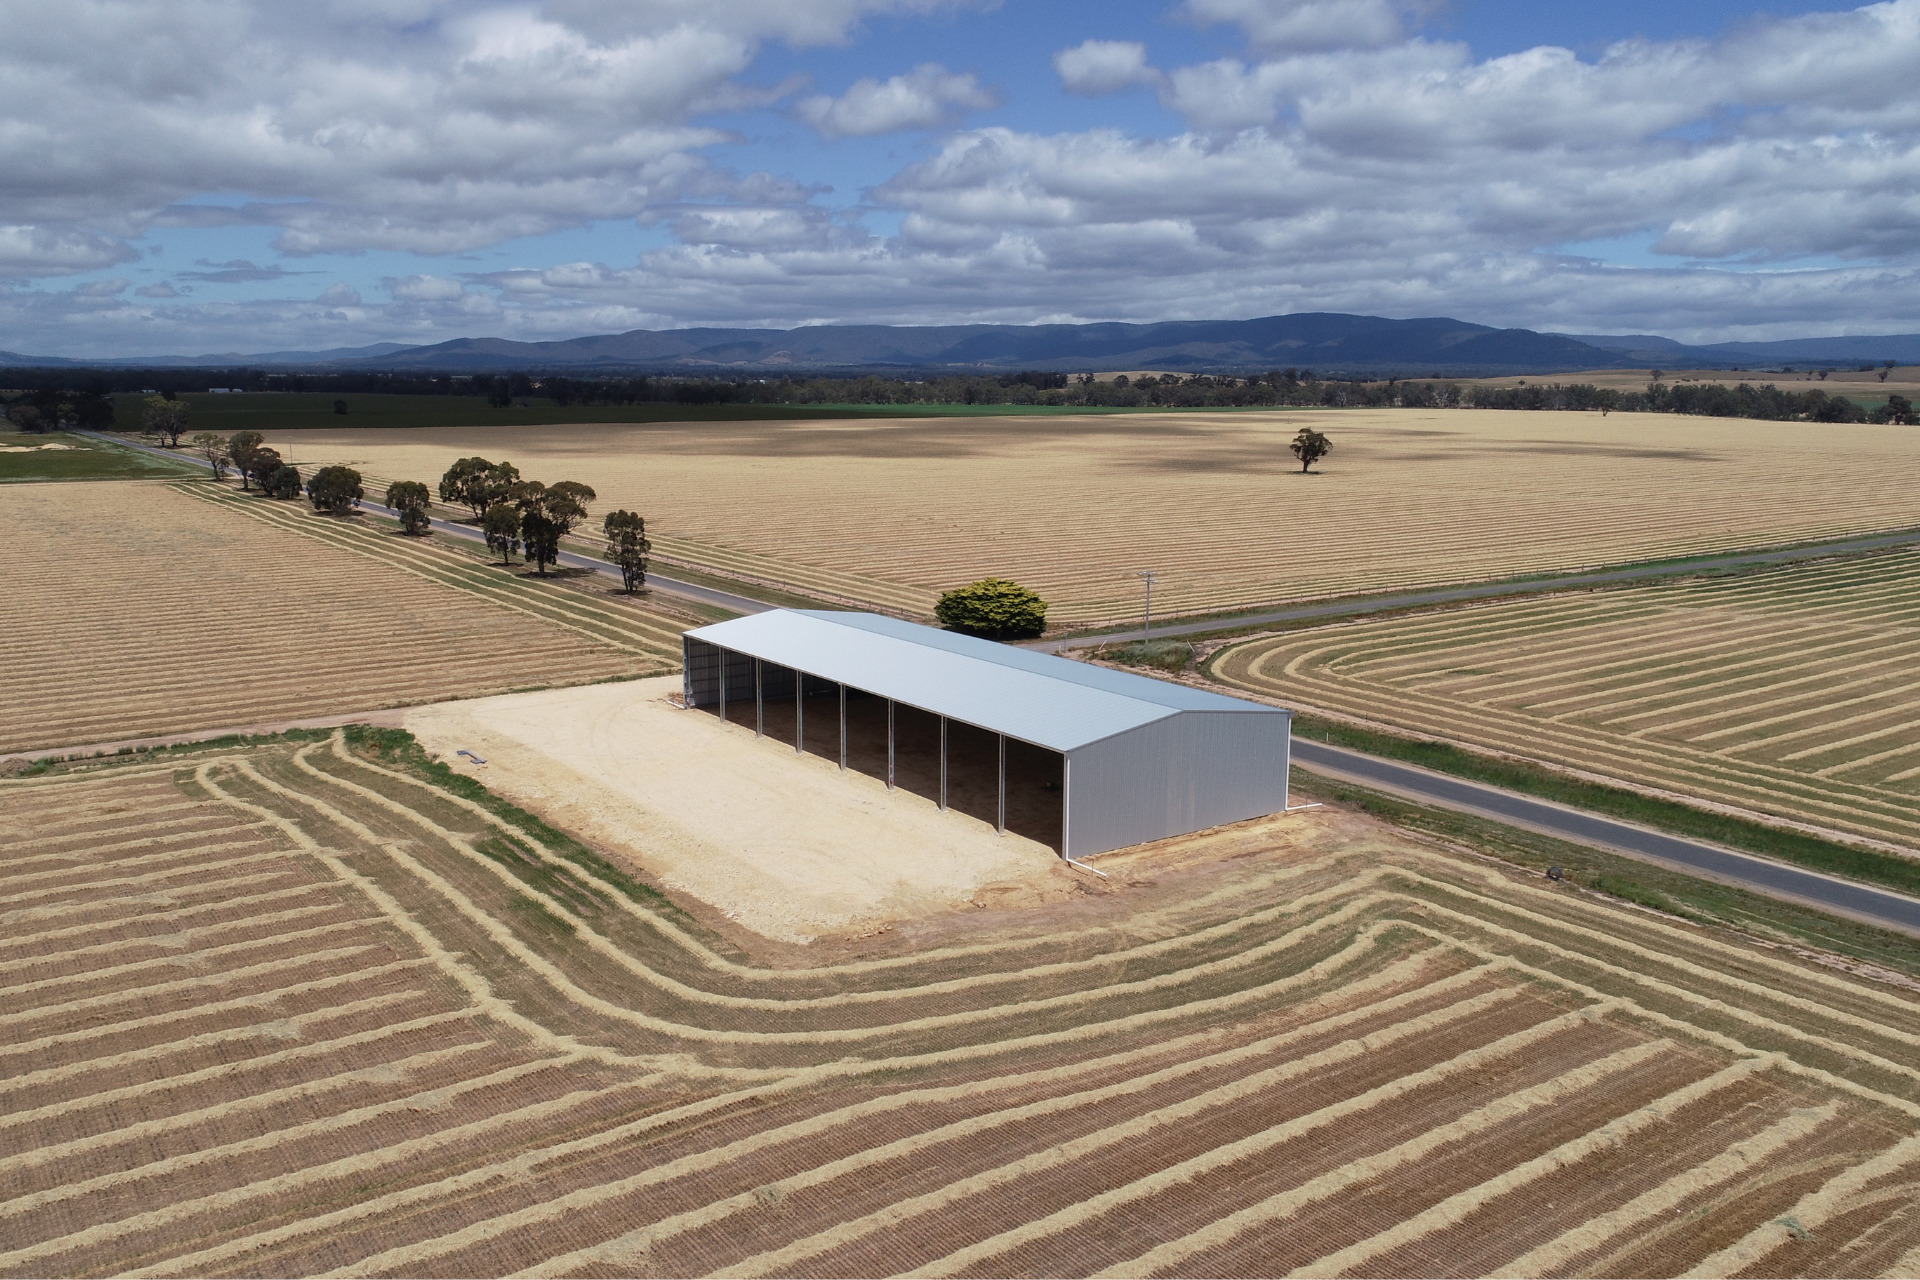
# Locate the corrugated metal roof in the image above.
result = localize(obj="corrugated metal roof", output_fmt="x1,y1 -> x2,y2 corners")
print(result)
684,610 -> 1286,753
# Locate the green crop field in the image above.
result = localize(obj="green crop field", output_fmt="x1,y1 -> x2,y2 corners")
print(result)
1212,547 -> 1920,851
0,431 -> 201,483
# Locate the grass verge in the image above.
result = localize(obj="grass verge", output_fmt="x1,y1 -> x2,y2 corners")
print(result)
1289,768 -> 1920,977
1092,639 -> 1196,672
1288,713 -> 1920,898
0,431 -> 204,482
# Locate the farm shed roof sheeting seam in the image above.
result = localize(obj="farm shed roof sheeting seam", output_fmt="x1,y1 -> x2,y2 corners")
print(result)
683,610 -> 1284,753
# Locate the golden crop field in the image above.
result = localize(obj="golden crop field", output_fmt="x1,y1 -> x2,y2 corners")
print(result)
274,409 -> 1920,628
1213,547 -> 1920,851
0,481 -> 684,755
5,733 -> 1919,1277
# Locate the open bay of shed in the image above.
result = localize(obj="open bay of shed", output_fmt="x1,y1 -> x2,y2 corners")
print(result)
403,677 -> 1065,944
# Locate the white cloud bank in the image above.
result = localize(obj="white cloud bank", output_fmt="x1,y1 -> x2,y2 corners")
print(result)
795,64 -> 997,136
2,0 -> 1919,353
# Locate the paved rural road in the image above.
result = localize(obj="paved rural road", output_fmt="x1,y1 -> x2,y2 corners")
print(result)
80,431 -> 771,616
1030,527 -> 1920,652
1292,738 -> 1920,938
82,432 -> 1920,938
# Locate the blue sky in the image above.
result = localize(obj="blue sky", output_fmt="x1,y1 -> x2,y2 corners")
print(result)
1,0 -> 1913,356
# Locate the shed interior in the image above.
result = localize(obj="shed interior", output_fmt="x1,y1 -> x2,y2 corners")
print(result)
698,652 -> 1065,852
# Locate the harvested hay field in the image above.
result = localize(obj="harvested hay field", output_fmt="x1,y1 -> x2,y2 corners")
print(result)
270,409 -> 1920,627
0,481 -> 684,755
1212,547 -> 1920,851
4,732 -> 1918,1277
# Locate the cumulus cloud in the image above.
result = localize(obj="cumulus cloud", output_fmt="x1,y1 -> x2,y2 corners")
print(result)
386,274 -> 468,301
794,64 -> 997,137
0,0 -> 981,275
1181,0 -> 1413,52
1053,40 -> 1161,95
6,0 -> 1920,354
0,225 -> 139,277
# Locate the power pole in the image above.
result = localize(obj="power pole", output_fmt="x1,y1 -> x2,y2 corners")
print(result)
1136,570 -> 1159,640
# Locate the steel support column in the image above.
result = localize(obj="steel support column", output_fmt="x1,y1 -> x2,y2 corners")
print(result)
1061,756 -> 1072,860
718,650 -> 727,723
838,685 -> 847,772
996,734 -> 1006,835
796,672 -> 804,755
939,716 -> 948,812
754,659 -> 763,739
886,700 -> 894,791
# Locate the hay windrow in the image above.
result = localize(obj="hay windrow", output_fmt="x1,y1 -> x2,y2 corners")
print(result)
1090,1041 -> 1672,1280
1290,1061 -> 1806,1278
1218,548 -> 1920,848
1492,1104 -> 1840,1279
1680,1133 -> 1920,1279
8,738 -> 1920,1277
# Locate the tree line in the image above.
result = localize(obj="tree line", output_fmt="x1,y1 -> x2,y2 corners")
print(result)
434,456 -> 652,588
2,384 -> 115,432
14,362 -> 1914,429
184,435 -> 653,592
1456,381 -> 1914,424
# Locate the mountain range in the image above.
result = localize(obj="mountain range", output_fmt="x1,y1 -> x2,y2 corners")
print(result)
5,314 -> 1918,376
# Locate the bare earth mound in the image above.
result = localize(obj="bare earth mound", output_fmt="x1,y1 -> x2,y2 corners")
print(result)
403,677 -> 1063,944
279,409 -> 1920,625
0,481 -> 668,754
4,734 -> 1918,1277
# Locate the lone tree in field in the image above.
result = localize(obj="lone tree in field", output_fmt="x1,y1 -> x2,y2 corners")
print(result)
439,456 -> 521,519
142,395 -> 189,447
512,479 -> 596,577
386,480 -> 433,535
228,431 -> 266,490
1289,426 -> 1332,474
190,431 -> 229,479
306,465 -> 364,515
263,460 -> 302,500
482,502 -> 522,564
603,509 -> 652,593
936,577 -> 1047,640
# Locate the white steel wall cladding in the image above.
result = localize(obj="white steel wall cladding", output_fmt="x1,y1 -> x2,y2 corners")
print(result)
1065,712 -> 1292,860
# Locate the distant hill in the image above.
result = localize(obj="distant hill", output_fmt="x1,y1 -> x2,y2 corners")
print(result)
0,349 -> 75,367
341,314 -> 1642,375
7,316 -> 1917,377
91,342 -> 422,368
1562,332 -> 1920,368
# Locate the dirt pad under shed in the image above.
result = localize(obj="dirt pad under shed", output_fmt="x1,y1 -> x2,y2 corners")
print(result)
404,677 -> 1069,943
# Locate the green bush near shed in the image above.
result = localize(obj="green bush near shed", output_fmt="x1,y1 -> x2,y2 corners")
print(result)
935,577 -> 1048,640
